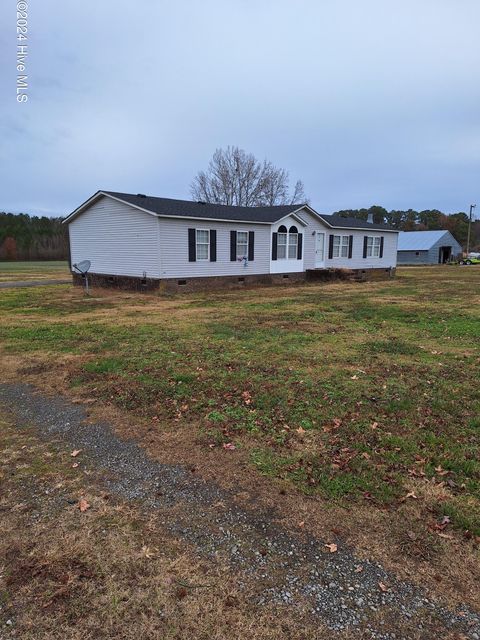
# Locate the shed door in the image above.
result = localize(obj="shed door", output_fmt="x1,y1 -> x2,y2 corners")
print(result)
315,232 -> 325,268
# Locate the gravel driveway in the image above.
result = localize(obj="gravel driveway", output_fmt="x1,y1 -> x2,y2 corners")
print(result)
1,383 -> 478,640
0,279 -> 71,289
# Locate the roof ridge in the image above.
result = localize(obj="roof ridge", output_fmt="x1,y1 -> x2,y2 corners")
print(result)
104,191 -> 303,211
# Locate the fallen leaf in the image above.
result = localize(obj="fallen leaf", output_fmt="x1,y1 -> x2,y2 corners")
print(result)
370,421 -> 378,430
354,565 -> 364,573
350,375 -> 358,380
78,498 -> 90,512
298,521 -> 305,528
223,442 -> 236,451
72,463 -> 79,469
70,450 -> 82,458
434,466 -> 449,476
378,581 -> 389,592
296,426 -> 306,435
404,491 -> 418,500
325,543 -> 338,553
225,594 -> 239,607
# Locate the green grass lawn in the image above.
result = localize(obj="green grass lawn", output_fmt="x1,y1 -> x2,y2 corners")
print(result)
0,261 -> 70,282
0,267 -> 479,535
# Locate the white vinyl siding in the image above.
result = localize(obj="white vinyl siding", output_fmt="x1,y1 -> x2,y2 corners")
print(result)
68,196 -> 160,278
68,199 -> 399,281
158,218 -> 270,278
298,210 -> 398,270
270,216 -> 305,273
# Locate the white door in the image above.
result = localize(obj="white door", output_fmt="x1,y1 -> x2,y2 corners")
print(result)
315,232 -> 325,268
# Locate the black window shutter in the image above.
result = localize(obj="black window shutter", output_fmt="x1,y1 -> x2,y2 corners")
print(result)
210,229 -> 217,262
188,228 -> 196,262
248,231 -> 254,261
363,236 -> 368,259
272,232 -> 278,260
379,236 -> 384,258
328,234 -> 334,259
297,233 -> 303,259
348,235 -> 353,259
230,230 -> 237,261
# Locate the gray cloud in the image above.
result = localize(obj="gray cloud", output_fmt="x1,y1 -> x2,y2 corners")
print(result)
1,0 -> 479,216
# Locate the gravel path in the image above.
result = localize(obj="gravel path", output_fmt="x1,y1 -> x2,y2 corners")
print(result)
1,383 -> 478,640
0,279 -> 71,289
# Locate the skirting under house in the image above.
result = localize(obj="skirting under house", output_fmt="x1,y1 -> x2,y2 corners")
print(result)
72,267 -> 395,293
64,190 -> 399,292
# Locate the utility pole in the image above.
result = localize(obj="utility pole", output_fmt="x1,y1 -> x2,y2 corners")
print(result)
466,204 -> 476,255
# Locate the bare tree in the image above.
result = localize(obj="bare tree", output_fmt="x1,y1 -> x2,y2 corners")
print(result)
191,146 -> 307,206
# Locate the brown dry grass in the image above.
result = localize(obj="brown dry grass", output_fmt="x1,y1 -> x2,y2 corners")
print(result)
0,268 -> 479,618
1,351 -> 478,614
1,416 -> 338,640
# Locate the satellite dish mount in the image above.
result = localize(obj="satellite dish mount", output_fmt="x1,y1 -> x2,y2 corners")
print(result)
72,260 -> 91,295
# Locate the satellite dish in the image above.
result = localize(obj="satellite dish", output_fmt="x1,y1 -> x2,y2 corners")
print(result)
72,260 -> 91,295
73,260 -> 91,275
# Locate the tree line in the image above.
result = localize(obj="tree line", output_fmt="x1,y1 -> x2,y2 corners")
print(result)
0,212 -> 69,261
332,205 -> 479,248
191,148 -> 477,249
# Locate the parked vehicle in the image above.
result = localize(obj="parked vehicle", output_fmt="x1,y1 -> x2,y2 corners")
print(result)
459,255 -> 480,265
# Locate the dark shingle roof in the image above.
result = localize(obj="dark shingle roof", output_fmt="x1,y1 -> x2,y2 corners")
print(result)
104,191 -> 302,224
322,214 -> 396,231
67,191 -> 397,231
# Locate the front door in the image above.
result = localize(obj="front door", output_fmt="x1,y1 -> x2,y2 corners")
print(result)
315,232 -> 325,268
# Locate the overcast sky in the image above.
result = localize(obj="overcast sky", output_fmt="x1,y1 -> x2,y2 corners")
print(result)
1,0 -> 479,217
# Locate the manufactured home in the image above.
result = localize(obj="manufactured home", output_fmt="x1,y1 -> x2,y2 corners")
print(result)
397,230 -> 462,265
64,191 -> 399,292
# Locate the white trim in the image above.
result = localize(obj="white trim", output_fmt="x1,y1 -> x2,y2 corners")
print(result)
195,228 -> 210,261
62,191 -> 160,224
236,230 -> 249,259
331,234 -> 350,259
366,235 -> 382,258
274,211 -> 308,227
314,231 -> 325,268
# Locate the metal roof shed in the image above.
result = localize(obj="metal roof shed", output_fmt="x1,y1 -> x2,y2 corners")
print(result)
397,231 -> 462,264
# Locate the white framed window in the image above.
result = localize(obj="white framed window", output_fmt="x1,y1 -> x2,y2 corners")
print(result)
366,236 -> 381,258
276,224 -> 300,260
196,229 -> 210,260
332,235 -> 349,258
236,231 -> 248,259
277,225 -> 288,259
288,226 -> 298,258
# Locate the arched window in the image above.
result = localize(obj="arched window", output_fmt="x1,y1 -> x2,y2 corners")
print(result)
288,226 -> 298,258
277,225 -> 288,259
